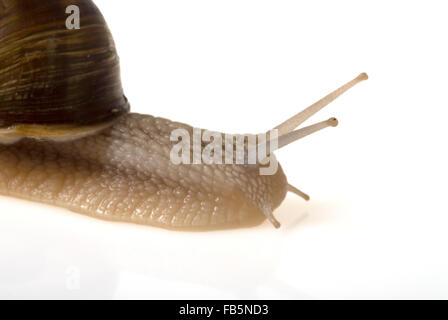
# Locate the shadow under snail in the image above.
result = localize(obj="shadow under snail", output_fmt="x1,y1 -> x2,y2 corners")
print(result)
0,0 -> 367,230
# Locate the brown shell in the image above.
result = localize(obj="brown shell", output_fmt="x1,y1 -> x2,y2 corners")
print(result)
0,0 -> 129,129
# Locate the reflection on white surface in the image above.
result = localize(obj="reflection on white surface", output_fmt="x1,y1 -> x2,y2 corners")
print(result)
2,184 -> 448,299
0,195 -> 310,299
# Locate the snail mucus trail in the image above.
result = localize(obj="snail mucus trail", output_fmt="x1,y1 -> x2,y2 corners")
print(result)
0,0 -> 367,230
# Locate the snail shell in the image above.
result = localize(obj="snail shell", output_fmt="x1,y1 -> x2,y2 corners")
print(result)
0,0 -> 129,143
0,0 -> 367,230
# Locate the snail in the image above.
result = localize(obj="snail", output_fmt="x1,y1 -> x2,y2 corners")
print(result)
0,0 -> 367,230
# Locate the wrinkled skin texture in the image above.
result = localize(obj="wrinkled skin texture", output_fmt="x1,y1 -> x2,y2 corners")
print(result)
0,113 -> 288,230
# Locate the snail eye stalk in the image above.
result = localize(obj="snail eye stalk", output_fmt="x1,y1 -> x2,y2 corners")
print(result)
264,117 -> 338,153
267,73 -> 368,206
274,73 -> 368,135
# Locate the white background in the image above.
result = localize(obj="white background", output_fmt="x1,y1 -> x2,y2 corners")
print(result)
1,0 -> 448,299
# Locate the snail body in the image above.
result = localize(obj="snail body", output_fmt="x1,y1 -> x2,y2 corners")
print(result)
0,113 -> 288,229
0,0 -> 367,230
